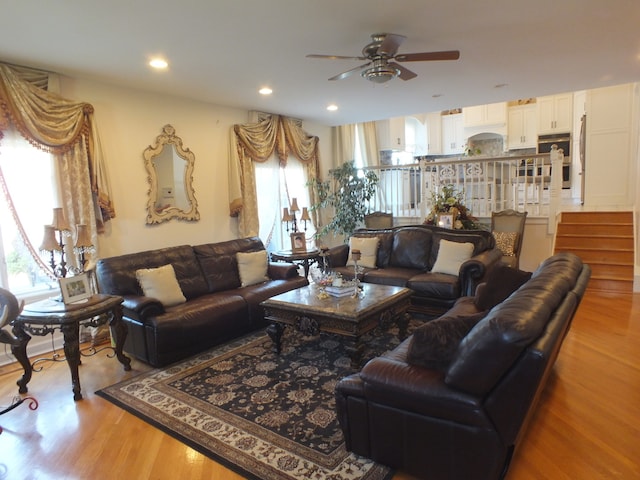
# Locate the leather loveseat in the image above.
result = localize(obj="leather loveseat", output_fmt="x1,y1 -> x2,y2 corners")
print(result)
335,252 -> 590,480
325,225 -> 502,315
95,237 -> 308,367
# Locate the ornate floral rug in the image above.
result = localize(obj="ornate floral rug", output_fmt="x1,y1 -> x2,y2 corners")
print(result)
97,322 -> 417,480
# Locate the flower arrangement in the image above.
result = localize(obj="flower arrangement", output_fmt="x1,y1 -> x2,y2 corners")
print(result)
424,184 -> 481,230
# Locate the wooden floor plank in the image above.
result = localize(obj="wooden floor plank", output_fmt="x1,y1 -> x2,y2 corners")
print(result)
1,289 -> 639,479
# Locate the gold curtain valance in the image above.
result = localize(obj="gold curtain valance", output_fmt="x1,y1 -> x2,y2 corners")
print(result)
233,114 -> 319,166
0,64 -> 91,154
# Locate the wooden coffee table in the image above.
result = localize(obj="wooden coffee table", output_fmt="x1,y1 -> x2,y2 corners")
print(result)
261,283 -> 412,367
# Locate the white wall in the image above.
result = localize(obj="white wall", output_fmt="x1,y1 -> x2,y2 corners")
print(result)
58,76 -> 332,258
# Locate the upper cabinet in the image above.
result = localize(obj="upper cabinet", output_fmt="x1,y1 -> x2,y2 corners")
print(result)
463,102 -> 507,127
537,93 -> 573,134
376,117 -> 406,151
442,113 -> 465,155
425,112 -> 442,154
507,104 -> 537,149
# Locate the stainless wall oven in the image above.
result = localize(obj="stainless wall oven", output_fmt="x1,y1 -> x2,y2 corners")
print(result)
537,133 -> 571,189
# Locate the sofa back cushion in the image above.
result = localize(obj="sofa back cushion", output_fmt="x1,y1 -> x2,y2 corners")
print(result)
444,253 -> 584,395
352,229 -> 394,267
389,227 -> 433,270
194,236 -> 267,293
429,229 -> 495,269
96,245 -> 209,300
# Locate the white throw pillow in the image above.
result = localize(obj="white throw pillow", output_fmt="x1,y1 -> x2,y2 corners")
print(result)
431,239 -> 475,276
237,250 -> 269,287
136,264 -> 186,307
347,236 -> 379,269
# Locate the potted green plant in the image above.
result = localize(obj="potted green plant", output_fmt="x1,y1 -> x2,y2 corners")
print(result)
308,160 -> 379,241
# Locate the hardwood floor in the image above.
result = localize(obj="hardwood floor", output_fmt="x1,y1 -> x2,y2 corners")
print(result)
1,289 -> 638,480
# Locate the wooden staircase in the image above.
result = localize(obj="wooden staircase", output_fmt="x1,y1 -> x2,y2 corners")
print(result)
554,211 -> 635,293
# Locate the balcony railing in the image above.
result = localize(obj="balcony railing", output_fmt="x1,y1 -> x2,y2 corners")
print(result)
363,146 -> 566,232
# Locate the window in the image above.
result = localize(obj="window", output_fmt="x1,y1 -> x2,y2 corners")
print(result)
0,128 -> 59,298
255,157 -> 315,253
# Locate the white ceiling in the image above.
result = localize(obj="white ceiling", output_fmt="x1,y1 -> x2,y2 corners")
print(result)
1,0 -> 639,126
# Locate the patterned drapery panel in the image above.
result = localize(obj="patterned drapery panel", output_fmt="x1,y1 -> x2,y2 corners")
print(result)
0,63 -> 115,272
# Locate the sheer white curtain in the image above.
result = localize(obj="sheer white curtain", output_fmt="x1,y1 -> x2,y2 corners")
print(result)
255,157 -> 316,253
0,128 -> 59,290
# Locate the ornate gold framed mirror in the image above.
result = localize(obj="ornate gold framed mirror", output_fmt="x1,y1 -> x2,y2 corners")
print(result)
143,124 -> 199,224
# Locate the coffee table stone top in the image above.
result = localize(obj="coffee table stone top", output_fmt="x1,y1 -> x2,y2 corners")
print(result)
261,283 -> 412,319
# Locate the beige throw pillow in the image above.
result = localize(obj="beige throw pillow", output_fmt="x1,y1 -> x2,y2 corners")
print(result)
431,239 -> 475,276
347,236 -> 379,269
136,264 -> 186,307
237,250 -> 269,287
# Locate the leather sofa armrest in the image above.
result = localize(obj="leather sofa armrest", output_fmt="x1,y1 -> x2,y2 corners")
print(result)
459,248 -> 504,296
268,262 -> 300,279
326,244 -> 349,268
121,294 -> 164,321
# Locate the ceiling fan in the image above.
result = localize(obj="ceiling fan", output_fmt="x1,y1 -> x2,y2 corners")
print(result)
306,33 -> 460,84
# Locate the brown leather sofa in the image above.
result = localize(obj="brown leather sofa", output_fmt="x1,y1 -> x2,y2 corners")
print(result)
95,237 -> 308,367
325,225 -> 502,315
335,252 -> 590,480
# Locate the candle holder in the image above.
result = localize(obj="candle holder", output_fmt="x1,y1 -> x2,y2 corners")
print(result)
351,249 -> 362,298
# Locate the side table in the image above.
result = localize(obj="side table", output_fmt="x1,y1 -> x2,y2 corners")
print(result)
270,248 -> 321,278
11,294 -> 131,401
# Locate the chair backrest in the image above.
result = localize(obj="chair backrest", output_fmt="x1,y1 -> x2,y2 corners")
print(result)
364,212 -> 393,229
0,287 -> 22,329
491,209 -> 528,268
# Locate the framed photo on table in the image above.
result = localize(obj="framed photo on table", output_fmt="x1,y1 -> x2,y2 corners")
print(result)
290,232 -> 307,252
59,273 -> 93,304
437,214 -> 454,229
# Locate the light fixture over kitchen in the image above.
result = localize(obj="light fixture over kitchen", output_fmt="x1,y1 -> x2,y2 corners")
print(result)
259,87 -> 273,95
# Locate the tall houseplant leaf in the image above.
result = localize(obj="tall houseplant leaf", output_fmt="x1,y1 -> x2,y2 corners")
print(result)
308,160 -> 379,241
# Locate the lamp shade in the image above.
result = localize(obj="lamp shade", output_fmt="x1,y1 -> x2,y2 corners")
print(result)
300,207 -> 311,222
282,207 -> 293,222
39,225 -> 61,251
289,198 -> 300,212
74,224 -> 93,248
51,207 -> 70,232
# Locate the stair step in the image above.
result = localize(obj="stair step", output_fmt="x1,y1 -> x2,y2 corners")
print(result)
587,277 -> 633,293
556,223 -> 633,236
560,211 -> 633,224
588,263 -> 634,279
554,235 -> 634,250
554,247 -> 634,264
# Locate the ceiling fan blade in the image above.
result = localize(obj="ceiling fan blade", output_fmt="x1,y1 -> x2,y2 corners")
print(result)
306,54 -> 366,61
395,50 -> 460,62
377,33 -> 406,57
389,62 -> 417,81
329,62 -> 371,81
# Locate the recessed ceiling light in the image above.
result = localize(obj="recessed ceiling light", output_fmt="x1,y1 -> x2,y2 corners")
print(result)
494,83 -> 508,89
259,87 -> 273,95
327,104 -> 338,111
432,93 -> 443,98
149,58 -> 168,70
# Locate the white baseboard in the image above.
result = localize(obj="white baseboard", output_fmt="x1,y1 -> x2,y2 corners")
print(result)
0,331 -> 64,367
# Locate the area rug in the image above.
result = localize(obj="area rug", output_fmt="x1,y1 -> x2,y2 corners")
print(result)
97,321 -> 418,480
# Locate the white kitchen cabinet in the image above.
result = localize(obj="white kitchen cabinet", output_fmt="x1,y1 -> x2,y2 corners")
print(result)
425,112 -> 442,154
442,113 -> 465,155
537,93 -> 573,133
463,102 -> 507,127
583,83 -> 637,208
376,117 -> 406,151
507,104 -> 537,149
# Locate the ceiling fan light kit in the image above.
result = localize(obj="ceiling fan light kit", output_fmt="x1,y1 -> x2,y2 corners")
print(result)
307,33 -> 459,84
